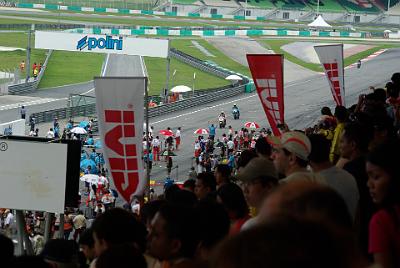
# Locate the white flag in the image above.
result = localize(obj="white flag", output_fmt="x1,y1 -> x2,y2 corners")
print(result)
95,77 -> 146,203
314,44 -> 345,106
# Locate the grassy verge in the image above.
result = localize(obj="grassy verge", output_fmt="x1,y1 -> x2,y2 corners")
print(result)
0,49 -> 47,77
38,51 -> 104,88
171,38 -> 251,76
259,39 -> 400,72
0,32 -> 31,48
145,56 -> 229,96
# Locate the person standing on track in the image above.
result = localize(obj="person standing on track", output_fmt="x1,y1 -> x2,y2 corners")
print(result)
175,127 -> 181,151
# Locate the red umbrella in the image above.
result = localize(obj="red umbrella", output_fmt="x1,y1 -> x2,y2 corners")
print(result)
194,128 -> 209,135
244,122 -> 260,129
159,129 -> 174,136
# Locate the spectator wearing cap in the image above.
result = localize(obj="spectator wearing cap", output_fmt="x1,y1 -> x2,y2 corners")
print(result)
40,239 -> 80,267
271,131 -> 325,183
236,157 -> 278,231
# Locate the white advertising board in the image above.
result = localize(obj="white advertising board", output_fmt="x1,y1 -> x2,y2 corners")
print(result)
0,140 -> 68,213
35,31 -> 169,58
0,119 -> 26,136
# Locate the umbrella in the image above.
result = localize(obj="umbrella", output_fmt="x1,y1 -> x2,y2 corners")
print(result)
170,85 -> 192,93
94,140 -> 102,149
244,122 -> 261,129
162,150 -> 177,156
384,29 -> 392,33
225,74 -> 243,81
71,127 -> 87,134
194,128 -> 209,135
79,121 -> 89,128
80,174 -> 103,185
80,159 -> 97,173
159,129 -> 174,136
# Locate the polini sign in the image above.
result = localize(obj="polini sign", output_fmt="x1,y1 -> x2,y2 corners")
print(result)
76,35 -> 123,51
35,31 -> 169,58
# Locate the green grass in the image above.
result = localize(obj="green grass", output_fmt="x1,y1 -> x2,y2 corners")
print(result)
171,38 -> 251,76
38,51 -> 104,88
0,49 -> 47,77
0,17 -> 51,24
0,32 -> 30,48
259,39 -> 400,72
145,57 -> 229,96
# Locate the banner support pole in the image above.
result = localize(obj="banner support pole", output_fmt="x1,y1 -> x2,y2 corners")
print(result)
144,77 -> 150,200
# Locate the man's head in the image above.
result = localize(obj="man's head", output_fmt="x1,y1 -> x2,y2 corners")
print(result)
308,134 -> 330,165
259,181 -> 352,230
41,239 -> 79,267
79,228 -> 95,262
339,122 -> 372,159
236,157 -> 278,208
195,172 -> 217,200
334,106 -> 347,123
91,208 -> 147,257
271,131 -> 311,176
147,204 -> 199,261
214,164 -> 231,186
255,137 -> 272,158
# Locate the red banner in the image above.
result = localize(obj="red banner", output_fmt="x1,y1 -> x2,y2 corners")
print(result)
246,54 -> 285,136
95,77 -> 146,203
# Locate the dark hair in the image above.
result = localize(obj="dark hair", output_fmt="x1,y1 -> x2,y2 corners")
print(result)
183,179 -> 196,191
12,256 -> 50,268
308,134 -> 330,163
195,200 -> 230,250
40,239 -> 79,264
79,228 -> 94,247
0,234 -> 14,266
158,204 -> 200,258
321,106 -> 333,116
237,149 -> 257,168
96,243 -> 146,268
215,164 -> 231,179
373,88 -> 387,103
140,199 -> 167,226
391,72 -> 400,85
334,106 -> 348,122
217,183 -> 249,219
212,216 -> 352,268
367,139 -> 400,206
342,122 -> 373,153
197,172 -> 217,192
91,208 -> 147,252
255,137 -> 272,157
165,188 -> 197,208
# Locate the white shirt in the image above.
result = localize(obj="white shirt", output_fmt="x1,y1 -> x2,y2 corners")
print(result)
4,212 -> 14,226
99,176 -> 108,186
152,138 -> 160,147
175,129 -> 181,138
46,131 -> 54,138
227,140 -> 234,149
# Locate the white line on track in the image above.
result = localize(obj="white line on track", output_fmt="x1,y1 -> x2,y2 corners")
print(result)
0,98 -> 62,111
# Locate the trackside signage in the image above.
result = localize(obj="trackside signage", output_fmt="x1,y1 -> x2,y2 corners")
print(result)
35,31 -> 169,58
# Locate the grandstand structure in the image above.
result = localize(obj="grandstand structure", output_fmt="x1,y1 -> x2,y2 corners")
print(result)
13,0 -> 400,24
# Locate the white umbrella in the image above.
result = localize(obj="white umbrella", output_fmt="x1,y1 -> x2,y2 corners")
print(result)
71,127 -> 87,134
80,174 -> 102,185
384,29 -> 392,33
170,85 -> 192,93
225,74 -> 243,81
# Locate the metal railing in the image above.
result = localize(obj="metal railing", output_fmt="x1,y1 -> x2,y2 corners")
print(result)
30,48 -> 249,123
8,50 -> 53,95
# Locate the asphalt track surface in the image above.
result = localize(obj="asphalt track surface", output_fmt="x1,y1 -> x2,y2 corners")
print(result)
0,38 -> 398,187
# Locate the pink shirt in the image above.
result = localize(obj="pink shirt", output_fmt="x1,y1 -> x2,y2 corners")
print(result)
369,205 -> 400,267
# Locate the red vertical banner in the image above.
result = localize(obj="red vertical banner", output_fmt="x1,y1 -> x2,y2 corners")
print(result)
246,54 -> 285,136
95,77 -> 146,203
314,44 -> 345,106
